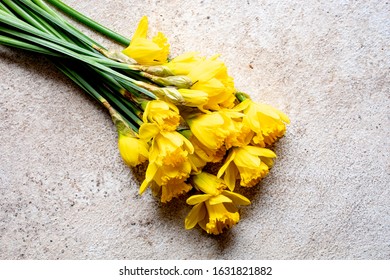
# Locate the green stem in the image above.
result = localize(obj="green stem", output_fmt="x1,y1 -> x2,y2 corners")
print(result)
0,21 -> 154,99
0,10 -> 101,58
18,0 -> 102,50
56,62 -> 140,131
0,2 -> 13,14
99,86 -> 143,127
0,34 -> 62,56
235,92 -> 249,102
5,0 -> 70,41
56,62 -> 102,103
32,0 -> 104,50
92,68 -> 143,114
33,0 -> 65,20
3,0 -> 50,33
45,0 -> 131,46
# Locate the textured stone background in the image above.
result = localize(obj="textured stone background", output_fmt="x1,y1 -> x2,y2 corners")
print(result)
0,0 -> 389,259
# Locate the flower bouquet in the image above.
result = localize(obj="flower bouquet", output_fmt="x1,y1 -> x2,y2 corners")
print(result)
0,0 -> 289,235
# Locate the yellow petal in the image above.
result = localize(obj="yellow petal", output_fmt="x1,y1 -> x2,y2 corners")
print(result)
187,58 -> 224,82
122,16 -> 169,65
178,88 -> 209,108
181,133 -> 195,154
193,172 -> 224,195
208,194 -> 232,205
139,162 -> 158,194
243,146 -> 277,158
274,107 -> 290,124
217,148 -> 236,178
186,194 -> 213,205
187,112 -> 228,150
253,103 -> 281,120
222,190 -> 251,206
231,99 -> 251,112
260,156 -> 275,168
118,134 -> 149,167
257,103 -> 290,124
161,181 -> 192,203
139,123 -> 160,141
234,147 -> 261,168
223,162 -> 238,191
185,203 -> 206,229
132,16 -> 148,40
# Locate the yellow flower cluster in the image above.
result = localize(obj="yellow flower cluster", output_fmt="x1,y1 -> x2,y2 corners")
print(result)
118,17 -> 290,234
0,0 -> 289,236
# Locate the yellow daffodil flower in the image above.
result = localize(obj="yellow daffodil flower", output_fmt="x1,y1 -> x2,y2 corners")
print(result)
138,131 -> 194,202
188,132 -> 226,164
123,16 -> 169,65
186,109 -> 253,152
118,133 -> 149,167
177,88 -> 209,108
239,98 -> 290,147
166,53 -> 236,110
165,52 -> 202,75
224,118 -> 254,149
185,172 -> 250,235
217,145 -> 277,190
142,100 -> 180,131
106,100 -> 149,167
186,111 -> 231,150
147,131 -> 194,166
181,130 -> 227,174
218,109 -> 254,149
202,202 -> 240,235
188,56 -> 236,110
147,161 -> 193,202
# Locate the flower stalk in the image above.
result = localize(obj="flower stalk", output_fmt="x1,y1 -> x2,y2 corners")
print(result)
45,0 -> 131,46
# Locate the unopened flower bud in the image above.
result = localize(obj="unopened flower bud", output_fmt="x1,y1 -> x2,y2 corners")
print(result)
93,45 -> 137,64
141,72 -> 192,89
178,89 -> 208,107
153,86 -> 186,105
139,65 -> 174,77
134,81 -> 205,106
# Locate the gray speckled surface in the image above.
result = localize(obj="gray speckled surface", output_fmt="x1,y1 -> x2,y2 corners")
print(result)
1,0 -> 389,259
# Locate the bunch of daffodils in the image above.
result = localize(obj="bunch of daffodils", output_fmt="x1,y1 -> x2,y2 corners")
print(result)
0,0 -> 289,235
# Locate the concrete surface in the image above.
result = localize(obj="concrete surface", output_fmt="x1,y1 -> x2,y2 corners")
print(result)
0,0 -> 389,259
